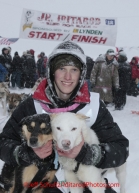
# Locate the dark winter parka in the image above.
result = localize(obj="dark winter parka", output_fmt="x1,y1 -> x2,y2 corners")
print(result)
0,63 -> 8,82
0,48 -> 12,71
0,41 -> 129,193
86,56 -> 94,79
24,53 -> 36,75
0,79 -> 129,168
37,55 -> 47,77
11,55 -> 22,73
20,55 -> 27,73
118,56 -> 131,91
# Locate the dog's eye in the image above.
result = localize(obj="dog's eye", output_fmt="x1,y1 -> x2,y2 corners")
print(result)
57,127 -> 61,131
40,128 -> 47,134
71,127 -> 77,131
28,126 -> 34,131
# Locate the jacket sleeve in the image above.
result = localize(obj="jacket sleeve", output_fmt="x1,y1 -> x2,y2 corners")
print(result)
93,100 -> 129,169
126,64 -> 132,91
90,62 -> 99,85
112,66 -> 119,88
76,100 -> 129,169
0,96 -> 36,166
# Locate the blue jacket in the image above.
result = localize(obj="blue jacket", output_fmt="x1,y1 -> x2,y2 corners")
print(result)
0,63 -> 8,82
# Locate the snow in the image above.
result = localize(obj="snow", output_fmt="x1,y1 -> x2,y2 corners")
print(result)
0,87 -> 139,193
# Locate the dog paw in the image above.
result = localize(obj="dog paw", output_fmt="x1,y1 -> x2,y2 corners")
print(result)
45,170 -> 56,183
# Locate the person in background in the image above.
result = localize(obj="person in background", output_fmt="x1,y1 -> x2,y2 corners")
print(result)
115,47 -> 124,60
0,63 -> 8,82
0,41 -> 129,193
85,56 -> 94,91
7,46 -> 12,62
30,49 -> 35,60
127,57 -> 139,97
11,52 -> 22,89
136,79 -> 139,95
0,47 -> 12,82
90,49 -> 119,106
24,50 -> 36,88
37,52 -> 47,78
114,51 -> 131,110
20,51 -> 27,88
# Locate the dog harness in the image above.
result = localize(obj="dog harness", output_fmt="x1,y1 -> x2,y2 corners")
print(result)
25,150 -> 56,193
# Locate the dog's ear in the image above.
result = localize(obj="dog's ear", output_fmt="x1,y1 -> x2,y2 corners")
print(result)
20,93 -> 26,100
5,89 -> 10,94
76,113 -> 90,120
39,113 -> 51,122
49,113 -> 58,121
6,92 -> 11,98
2,82 -> 9,88
19,116 -> 29,126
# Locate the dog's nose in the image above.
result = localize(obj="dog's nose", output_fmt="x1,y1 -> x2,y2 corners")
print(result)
30,137 -> 38,145
9,105 -> 14,109
62,140 -> 71,148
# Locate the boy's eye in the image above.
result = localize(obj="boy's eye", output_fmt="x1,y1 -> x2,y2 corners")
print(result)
72,68 -> 78,71
60,67 -> 64,70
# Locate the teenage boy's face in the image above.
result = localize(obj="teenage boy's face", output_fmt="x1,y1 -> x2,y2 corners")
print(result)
54,65 -> 80,100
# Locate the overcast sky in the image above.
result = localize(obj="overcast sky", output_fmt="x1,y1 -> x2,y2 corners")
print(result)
0,0 -> 139,59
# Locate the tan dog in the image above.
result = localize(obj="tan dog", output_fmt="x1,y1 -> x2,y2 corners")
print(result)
0,82 -> 10,115
0,114 -> 56,193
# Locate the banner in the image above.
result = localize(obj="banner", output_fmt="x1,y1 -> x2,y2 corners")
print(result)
19,8 -> 117,46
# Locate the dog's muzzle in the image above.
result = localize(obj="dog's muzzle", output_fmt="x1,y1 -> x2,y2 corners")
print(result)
62,140 -> 71,150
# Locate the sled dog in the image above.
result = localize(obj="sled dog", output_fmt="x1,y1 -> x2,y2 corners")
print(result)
50,112 -> 126,193
7,92 -> 30,115
0,114 -> 56,193
0,82 -> 10,115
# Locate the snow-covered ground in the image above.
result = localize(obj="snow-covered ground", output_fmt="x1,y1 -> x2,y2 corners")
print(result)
0,87 -> 139,193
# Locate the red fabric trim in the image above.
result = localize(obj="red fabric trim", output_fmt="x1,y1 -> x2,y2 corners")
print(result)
33,79 -> 52,104
33,79 -> 90,104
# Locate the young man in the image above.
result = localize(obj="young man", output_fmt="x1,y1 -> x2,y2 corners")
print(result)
0,41 -> 129,193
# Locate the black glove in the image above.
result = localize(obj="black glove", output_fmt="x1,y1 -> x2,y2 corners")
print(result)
75,143 -> 104,166
13,143 -> 36,167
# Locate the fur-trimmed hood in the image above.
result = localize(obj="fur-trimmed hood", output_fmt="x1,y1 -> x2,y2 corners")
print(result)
45,41 -> 87,107
33,78 -> 90,107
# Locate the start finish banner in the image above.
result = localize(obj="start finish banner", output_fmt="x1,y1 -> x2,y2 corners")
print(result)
19,8 -> 117,46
